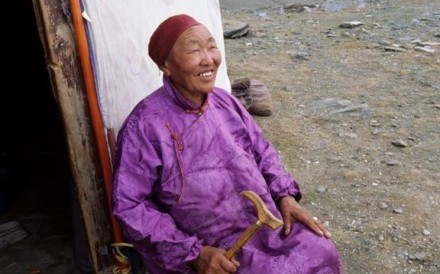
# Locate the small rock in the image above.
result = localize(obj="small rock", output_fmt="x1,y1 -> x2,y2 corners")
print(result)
379,202 -> 388,209
401,41 -> 413,50
393,208 -> 403,214
284,4 -> 318,13
223,22 -> 250,39
339,21 -> 364,28
339,132 -> 358,139
414,252 -> 427,261
378,39 -> 392,46
369,120 -> 381,127
383,46 -> 407,52
292,52 -> 310,61
372,128 -> 383,135
419,41 -> 440,47
422,229 -> 431,236
414,46 -> 436,53
341,31 -> 352,38
282,86 -> 293,92
410,18 -> 421,25
392,139 -> 408,147
316,187 -> 327,194
396,253 -> 406,260
410,39 -> 422,44
386,159 -> 400,166
337,100 -> 352,106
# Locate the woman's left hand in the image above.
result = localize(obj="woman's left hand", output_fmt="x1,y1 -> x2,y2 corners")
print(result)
278,196 -> 332,239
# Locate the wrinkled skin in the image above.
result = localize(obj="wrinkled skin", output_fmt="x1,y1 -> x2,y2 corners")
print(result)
192,246 -> 241,274
161,25 -> 222,106
279,196 -> 332,239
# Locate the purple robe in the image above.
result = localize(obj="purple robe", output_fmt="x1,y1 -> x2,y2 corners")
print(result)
112,76 -> 342,273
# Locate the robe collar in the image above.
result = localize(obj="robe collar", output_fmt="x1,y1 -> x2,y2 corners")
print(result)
163,75 -> 209,114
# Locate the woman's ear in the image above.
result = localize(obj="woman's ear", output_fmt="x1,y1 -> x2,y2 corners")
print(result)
160,61 -> 171,76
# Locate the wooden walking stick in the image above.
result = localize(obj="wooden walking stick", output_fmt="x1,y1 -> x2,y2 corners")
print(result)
225,191 -> 283,260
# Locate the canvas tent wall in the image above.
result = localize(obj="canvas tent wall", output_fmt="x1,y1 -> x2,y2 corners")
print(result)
32,0 -> 230,273
83,0 -> 231,134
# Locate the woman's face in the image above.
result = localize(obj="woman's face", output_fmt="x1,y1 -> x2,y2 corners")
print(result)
162,25 -> 221,104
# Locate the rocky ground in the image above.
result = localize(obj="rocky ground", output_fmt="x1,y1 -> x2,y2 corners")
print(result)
221,0 -> 439,273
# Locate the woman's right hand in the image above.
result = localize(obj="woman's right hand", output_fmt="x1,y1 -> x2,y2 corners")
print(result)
193,246 -> 240,274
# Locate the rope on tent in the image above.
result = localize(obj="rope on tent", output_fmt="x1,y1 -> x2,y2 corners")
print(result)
112,243 -> 134,274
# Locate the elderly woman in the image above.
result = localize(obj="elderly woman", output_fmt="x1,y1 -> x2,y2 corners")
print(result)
112,14 -> 342,274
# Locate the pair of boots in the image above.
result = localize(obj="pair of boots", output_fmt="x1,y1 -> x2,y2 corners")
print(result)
231,78 -> 273,116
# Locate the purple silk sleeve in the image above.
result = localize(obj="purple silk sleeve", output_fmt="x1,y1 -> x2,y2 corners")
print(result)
231,96 -> 302,202
112,116 -> 202,272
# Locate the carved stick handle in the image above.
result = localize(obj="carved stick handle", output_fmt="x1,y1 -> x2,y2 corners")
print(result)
225,220 -> 262,260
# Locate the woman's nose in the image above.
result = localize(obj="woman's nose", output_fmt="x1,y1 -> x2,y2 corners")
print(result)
200,49 -> 215,65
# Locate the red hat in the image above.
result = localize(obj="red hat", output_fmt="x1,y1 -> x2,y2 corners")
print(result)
148,14 -> 201,67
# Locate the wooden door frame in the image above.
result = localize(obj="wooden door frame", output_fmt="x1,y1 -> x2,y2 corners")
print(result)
32,0 -> 115,272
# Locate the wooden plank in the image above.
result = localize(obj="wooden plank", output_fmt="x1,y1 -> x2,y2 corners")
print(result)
31,0 -> 115,272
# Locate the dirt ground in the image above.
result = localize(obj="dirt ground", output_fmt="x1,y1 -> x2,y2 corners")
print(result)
0,1 -> 438,274
221,0 -> 440,273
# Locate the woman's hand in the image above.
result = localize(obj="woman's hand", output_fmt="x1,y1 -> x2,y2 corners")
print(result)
278,196 -> 332,239
192,246 -> 240,274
